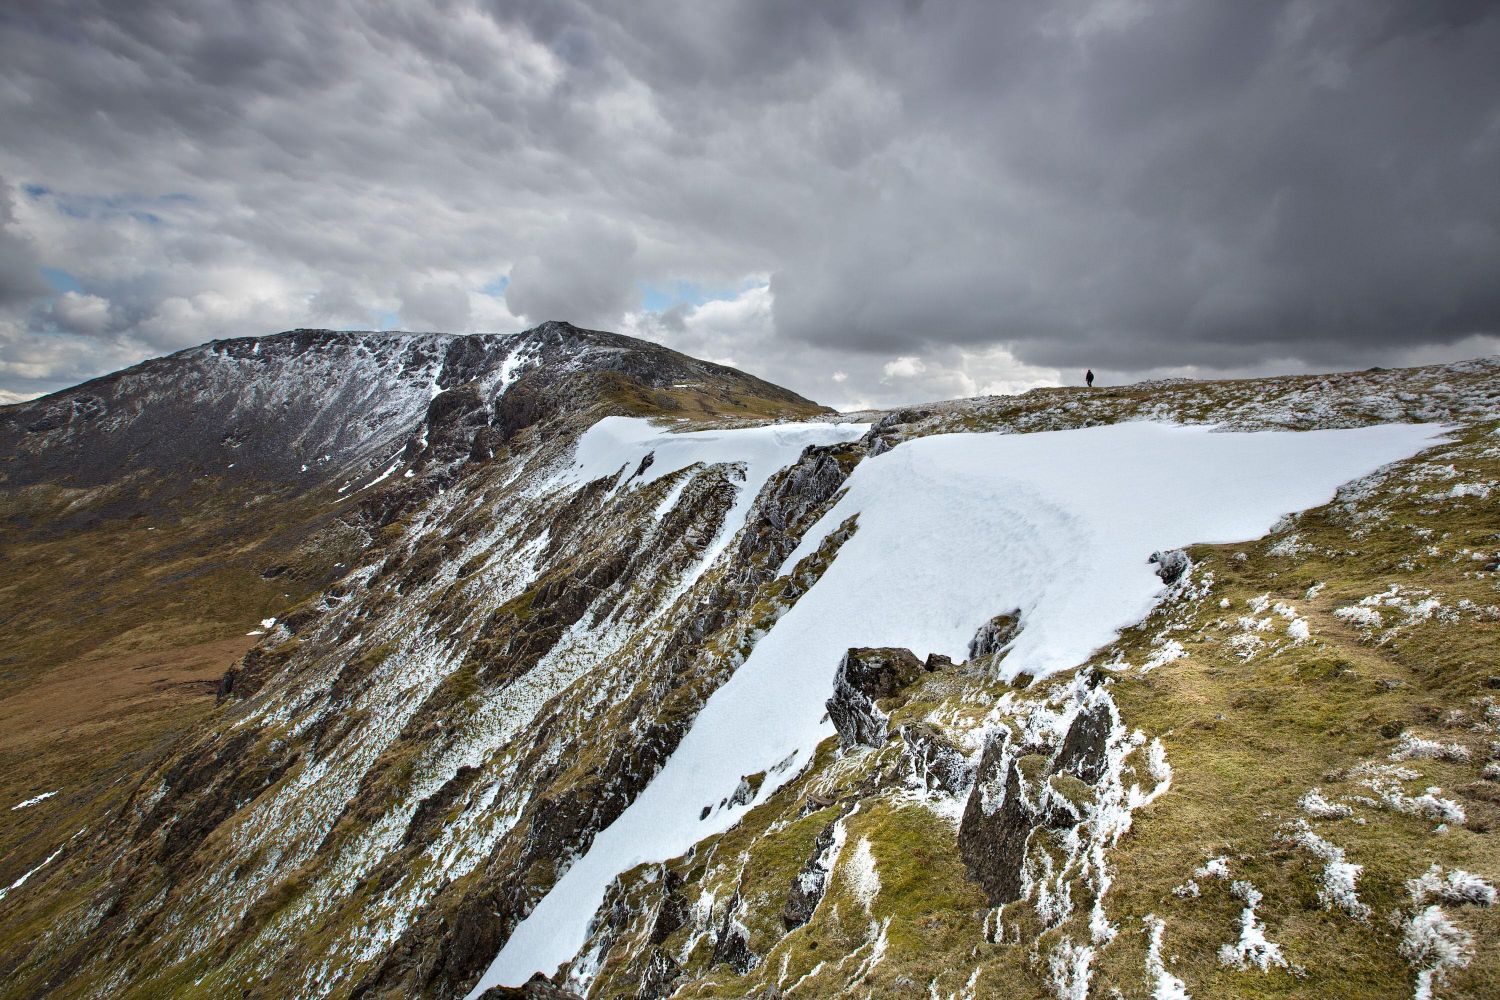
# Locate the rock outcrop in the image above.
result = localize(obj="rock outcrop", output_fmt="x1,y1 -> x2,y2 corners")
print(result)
825,646 -> 928,747
859,408 -> 929,457
958,694 -> 1119,906
1148,548 -> 1190,586
968,609 -> 1023,662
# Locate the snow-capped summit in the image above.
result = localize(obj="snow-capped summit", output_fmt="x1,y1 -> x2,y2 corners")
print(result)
0,321 -> 825,495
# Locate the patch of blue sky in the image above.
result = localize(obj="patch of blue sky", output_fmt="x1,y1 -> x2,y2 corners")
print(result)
480,275 -> 510,297
40,267 -> 84,293
25,186 -> 191,225
638,279 -> 747,313
376,311 -> 401,331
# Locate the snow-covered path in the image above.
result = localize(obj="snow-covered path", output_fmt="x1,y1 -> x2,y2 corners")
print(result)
469,420 -> 1443,994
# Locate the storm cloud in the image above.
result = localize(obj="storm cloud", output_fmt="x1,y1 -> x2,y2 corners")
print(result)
1,0 -> 1497,406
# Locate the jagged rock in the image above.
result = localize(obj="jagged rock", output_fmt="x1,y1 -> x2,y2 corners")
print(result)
478,972 -> 583,999
782,811 -> 847,929
860,408 -> 930,457
648,869 -> 690,945
710,896 -> 758,974
727,772 -> 764,809
636,948 -> 683,1000
402,765 -> 483,848
969,610 -> 1023,661
825,646 -> 927,747
1052,701 -> 1113,784
898,723 -> 973,798
1149,548 -> 1191,585
415,383 -> 493,472
728,777 -> 754,808
734,442 -> 858,566
957,735 -> 1036,906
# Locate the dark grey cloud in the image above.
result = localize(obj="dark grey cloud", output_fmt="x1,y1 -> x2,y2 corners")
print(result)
0,0 -> 1497,405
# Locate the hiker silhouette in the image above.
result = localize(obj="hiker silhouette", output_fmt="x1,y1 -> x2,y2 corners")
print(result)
1085,369 -> 1094,387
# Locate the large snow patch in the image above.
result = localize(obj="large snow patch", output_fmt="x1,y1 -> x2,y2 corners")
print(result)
470,419 -> 1443,993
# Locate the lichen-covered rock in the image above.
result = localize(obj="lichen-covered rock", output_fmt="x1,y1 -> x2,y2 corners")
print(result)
825,646 -> 927,747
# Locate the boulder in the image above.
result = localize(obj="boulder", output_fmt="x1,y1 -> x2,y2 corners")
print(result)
1052,701 -> 1114,784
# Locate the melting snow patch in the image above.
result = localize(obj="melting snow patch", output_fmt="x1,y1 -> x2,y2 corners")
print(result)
1218,880 -> 1288,972
1281,820 -> 1370,919
1048,938 -> 1094,1000
1407,865 -> 1496,908
1400,905 -> 1472,1000
1195,856 -> 1231,881
1334,605 -> 1385,630
1141,640 -> 1186,673
1390,734 -> 1471,763
1299,788 -> 1353,819
0,845 -> 63,903
1143,915 -> 1191,1000
847,836 -> 882,912
10,790 -> 58,811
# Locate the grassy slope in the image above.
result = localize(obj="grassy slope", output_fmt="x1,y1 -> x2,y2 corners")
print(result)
0,479 -> 354,962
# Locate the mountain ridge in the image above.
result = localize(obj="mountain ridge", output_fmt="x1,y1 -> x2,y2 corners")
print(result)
1,337 -> 1497,1000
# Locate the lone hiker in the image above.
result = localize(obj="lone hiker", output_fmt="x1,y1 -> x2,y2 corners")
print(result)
1085,369 -> 1095,388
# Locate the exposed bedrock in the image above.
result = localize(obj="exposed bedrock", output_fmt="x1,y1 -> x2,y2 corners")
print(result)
957,696 -> 1117,906
968,609 -> 1023,662
825,646 -> 928,748
353,439 -> 864,998
782,804 -> 854,930
1148,547 -> 1191,586
859,408 -> 930,457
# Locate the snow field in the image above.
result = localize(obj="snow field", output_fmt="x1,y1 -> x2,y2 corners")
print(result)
470,419 -> 1444,992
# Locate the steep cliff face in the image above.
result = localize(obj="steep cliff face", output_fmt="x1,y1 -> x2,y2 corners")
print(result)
2,345 -> 1498,1000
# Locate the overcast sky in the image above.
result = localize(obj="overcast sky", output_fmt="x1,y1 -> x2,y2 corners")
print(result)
1,1 -> 1498,408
